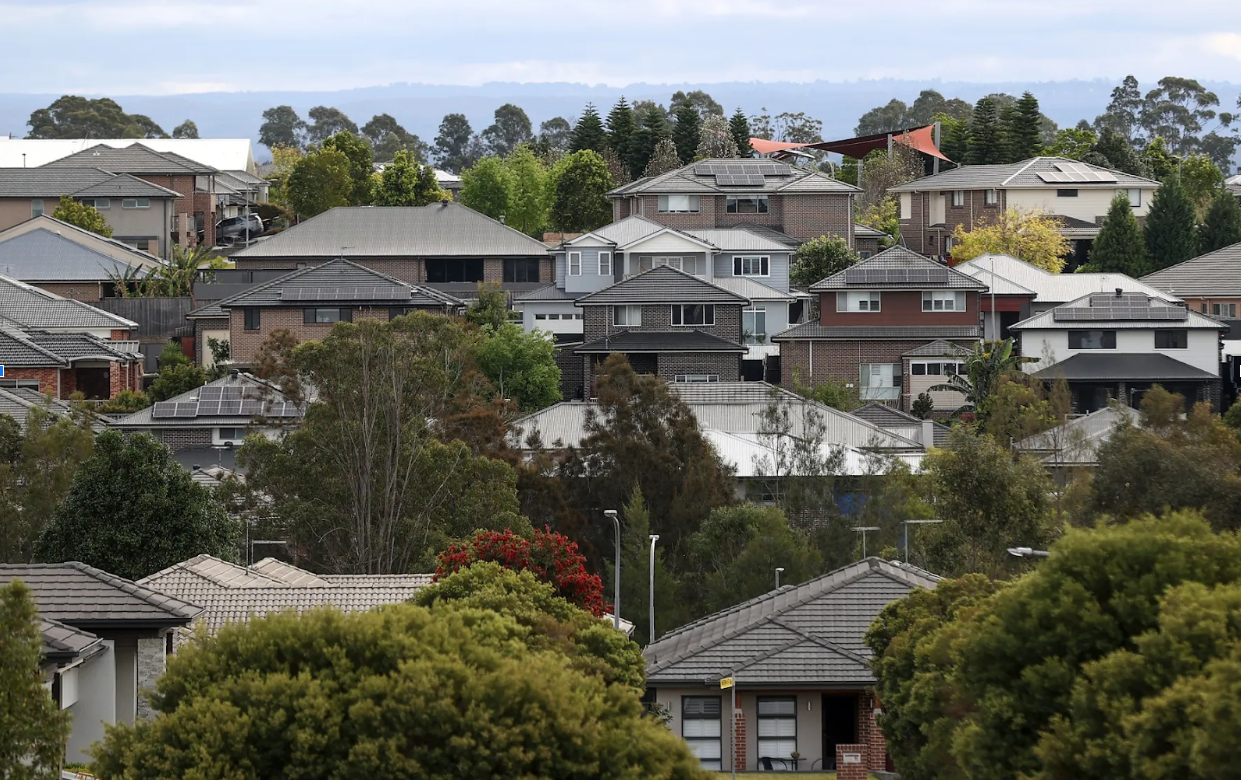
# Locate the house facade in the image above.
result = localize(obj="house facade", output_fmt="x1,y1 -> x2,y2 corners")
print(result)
608,158 -> 860,244
0,216 -> 161,301
773,246 -> 986,412
889,157 -> 1160,262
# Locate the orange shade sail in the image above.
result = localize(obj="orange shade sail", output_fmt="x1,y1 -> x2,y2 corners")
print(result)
749,124 -> 951,162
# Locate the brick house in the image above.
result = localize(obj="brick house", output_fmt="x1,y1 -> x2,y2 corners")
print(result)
0,216 -> 161,301
644,557 -> 939,775
888,156 -> 1160,263
572,265 -> 749,393
228,203 -> 554,299
607,158 -> 860,245
772,246 -> 986,412
1142,241 -> 1241,321
185,259 -> 463,365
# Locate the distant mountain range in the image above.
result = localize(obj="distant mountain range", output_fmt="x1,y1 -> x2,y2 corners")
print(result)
2,79 -> 1239,162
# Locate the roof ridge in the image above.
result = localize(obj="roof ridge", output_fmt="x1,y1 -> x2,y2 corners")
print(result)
1002,157 -> 1039,186
65,560 -> 203,618
0,329 -> 70,366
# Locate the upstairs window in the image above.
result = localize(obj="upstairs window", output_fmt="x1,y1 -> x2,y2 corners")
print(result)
31,199 -> 44,218
503,258 -> 540,283
598,252 -> 612,276
425,258 -> 484,283
1118,188 -> 1142,206
613,305 -> 642,327
951,190 -> 965,207
923,291 -> 966,311
911,361 -> 963,375
1057,189 -> 1078,198
1212,303 -> 1237,318
726,195 -> 768,214
1154,330 -> 1188,349
243,308 -> 261,331
984,189 -> 998,206
122,198 -> 150,209
643,256 -> 708,276
83,198 -> 110,210
1068,329 -> 1116,349
837,291 -> 881,312
658,194 -> 701,213
568,252 -> 581,276
304,307 -> 353,324
672,304 -> 714,326
743,307 -> 767,344
734,256 -> 770,277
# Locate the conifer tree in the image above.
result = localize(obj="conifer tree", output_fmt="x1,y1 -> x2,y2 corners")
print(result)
1090,192 -> 1150,275
1198,188 -> 1241,255
729,108 -> 752,157
1005,91 -> 1043,162
1144,176 -> 1198,271
628,104 -> 670,179
605,487 -> 683,646
568,103 -> 607,154
671,101 -> 702,164
966,97 -> 1003,165
605,98 -> 637,175
0,581 -> 70,779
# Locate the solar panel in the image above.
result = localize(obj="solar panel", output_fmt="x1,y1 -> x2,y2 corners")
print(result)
1053,305 -> 1188,322
219,400 -> 242,415
844,267 -> 950,285
172,403 -> 197,418
197,401 -> 221,416
281,286 -> 410,301
151,402 -> 177,419
714,174 -> 766,186
198,386 -> 222,400
240,400 -> 263,415
694,163 -> 720,175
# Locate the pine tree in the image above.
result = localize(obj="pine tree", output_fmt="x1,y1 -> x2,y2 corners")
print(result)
629,105 -> 670,179
569,103 -> 607,154
643,138 -> 683,178
1198,188 -> 1241,255
605,98 -> 637,173
729,108 -> 752,157
966,97 -> 1003,165
1005,91 -> 1043,162
1090,192 -> 1150,275
671,101 -> 702,164
1144,176 -> 1198,270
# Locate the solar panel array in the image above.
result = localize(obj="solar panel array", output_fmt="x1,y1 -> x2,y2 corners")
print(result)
844,267 -> 950,285
1054,305 -> 1188,322
280,286 -> 410,301
198,386 -> 244,401
1036,162 -> 1118,184
694,162 -> 791,176
1089,292 -> 1149,307
150,392 -> 302,419
714,174 -> 766,187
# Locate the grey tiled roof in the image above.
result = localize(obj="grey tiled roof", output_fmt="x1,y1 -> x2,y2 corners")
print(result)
903,339 -> 974,357
232,203 -> 551,259
21,331 -> 136,361
575,329 -> 746,354
687,228 -> 793,252
853,223 -> 889,238
42,143 -> 215,174
644,558 -> 939,686
0,274 -> 137,329
0,228 -> 150,282
772,322 -> 980,341
0,330 -> 67,366
576,265 -> 750,305
513,285 -> 580,302
0,562 -> 202,627
711,277 -> 796,301
610,158 -> 859,197
809,245 -> 987,291
889,156 -> 1158,192
41,616 -> 103,660
1142,241 -> 1241,297
201,259 -> 463,311
723,223 -> 801,247
0,386 -> 101,433
576,216 -> 666,247
70,173 -> 180,198
851,402 -> 953,449
1031,353 -> 1220,381
0,167 -> 113,197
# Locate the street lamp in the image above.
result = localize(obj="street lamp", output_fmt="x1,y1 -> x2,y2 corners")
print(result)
1008,547 -> 1051,558
851,526 -> 881,558
648,534 -> 659,642
604,509 -> 620,630
902,519 -> 943,564
775,567 -> 785,589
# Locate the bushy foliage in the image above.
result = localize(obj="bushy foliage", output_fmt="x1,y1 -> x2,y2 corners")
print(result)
476,323 -> 561,412
0,581 -> 71,779
790,235 -> 859,288
950,208 -> 1070,272
50,194 -> 112,237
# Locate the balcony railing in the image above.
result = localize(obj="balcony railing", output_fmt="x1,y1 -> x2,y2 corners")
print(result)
860,386 -> 900,401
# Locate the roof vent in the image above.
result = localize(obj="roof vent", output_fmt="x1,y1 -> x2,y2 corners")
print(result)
192,464 -> 200,470
1115,287 -> 1123,297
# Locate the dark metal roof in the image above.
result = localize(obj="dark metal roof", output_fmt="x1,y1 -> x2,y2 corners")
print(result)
810,245 -> 987,291
772,323 -> 981,341
1032,352 -> 1220,381
575,329 -> 746,354
0,562 -> 202,628
576,265 -> 750,305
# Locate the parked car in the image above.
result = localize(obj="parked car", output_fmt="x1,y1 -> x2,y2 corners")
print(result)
216,215 -> 265,243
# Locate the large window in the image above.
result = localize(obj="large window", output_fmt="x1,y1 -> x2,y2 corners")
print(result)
682,697 -> 722,771
304,307 -> 353,324
837,291 -> 881,312
672,304 -> 714,326
658,194 -> 701,213
743,307 -> 767,344
674,374 -> 720,383
984,189 -> 998,206
1213,303 -> 1237,318
31,199 -> 44,218
860,363 -> 900,400
1057,189 -> 1078,198
568,252 -> 581,276
1154,330 -> 1188,349
757,697 -> 798,765
726,194 -> 768,214
911,361 -> 963,376
613,305 -> 642,327
121,198 -> 150,209
1119,187 -> 1142,207
598,252 -> 612,276
951,190 -> 964,207
243,308 -> 261,331
82,198 -> 110,210
734,256 -> 770,277
922,290 -> 966,311
642,256 -> 708,276
425,259 -> 484,283
503,258 -> 540,283
1068,330 -> 1117,349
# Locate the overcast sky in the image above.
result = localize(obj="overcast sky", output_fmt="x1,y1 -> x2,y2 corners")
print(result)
3,0 -> 1241,94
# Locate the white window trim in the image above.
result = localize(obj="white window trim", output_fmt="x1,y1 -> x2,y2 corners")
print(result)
658,194 -> 701,214
910,360 -> 964,376
598,252 -> 612,276
674,374 -> 720,383
922,290 -> 966,312
568,251 -> 581,276
671,304 -> 715,326
837,291 -> 881,313
734,255 -> 770,277
613,305 -> 642,327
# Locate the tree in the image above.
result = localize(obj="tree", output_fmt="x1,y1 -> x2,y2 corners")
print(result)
607,488 -> 683,645
1140,76 -> 1225,154
505,145 -> 551,236
1042,126 -> 1099,161
605,98 -> 638,174
464,281 -> 509,331
1142,136 -> 1180,180
569,103 -> 608,154
789,235 -> 859,288
35,431 -> 237,581
50,194 -> 111,237
373,149 -> 423,206
304,106 -> 357,145
285,147 -> 353,218
1091,126 -> 1148,176
414,163 -> 450,205
936,111 -> 970,167
927,338 -> 1032,414
855,99 -> 909,136
856,143 -> 924,211
950,207 -> 1070,272
629,104 -> 671,179
1199,187 -> 1241,254
751,385 -> 847,530
433,113 -> 477,173
729,108 -> 752,156
0,581 -> 71,780
1144,176 -> 1198,270
1004,91 -> 1043,161
149,359 -> 207,402
26,95 -> 166,139
459,156 -> 512,221
258,105 -> 306,150
1090,191 -> 1151,274
549,150 -> 613,232
364,114 -> 428,164
669,89 -> 723,119
171,119 -> 199,139
477,324 -> 561,412
482,103 -> 534,157
642,137 -> 682,178
1181,153 -> 1227,216
322,130 -> 375,205
90,593 -> 703,780
696,114 -> 739,159
966,97 -> 1004,165
671,101 -> 702,164
538,117 -> 573,152
1094,75 -> 1144,140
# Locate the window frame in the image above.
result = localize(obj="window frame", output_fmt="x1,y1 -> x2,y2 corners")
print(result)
303,307 -> 353,324
1067,329 -> 1117,349
598,251 -> 612,277
567,252 -> 582,276
911,360 -> 964,376
682,696 -> 723,771
1212,303 -> 1237,318
1121,187 -> 1142,207
671,304 -> 715,326
836,291 -> 881,313
756,696 -> 798,765
743,306 -> 767,344
121,197 -> 150,209
725,194 -> 769,214
215,427 -> 244,444
1154,329 -> 1188,349
612,305 -> 642,327
503,257 -> 540,284
922,290 -> 967,312
674,374 -> 720,383
31,199 -> 44,218
657,194 -> 701,213
1057,189 -> 1079,198
243,308 -> 261,331
951,190 -> 965,207
85,198 -> 110,210
733,255 -> 771,277
425,258 -> 485,283
984,188 -> 998,206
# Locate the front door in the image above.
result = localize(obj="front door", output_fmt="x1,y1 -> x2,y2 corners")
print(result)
821,693 -> 859,770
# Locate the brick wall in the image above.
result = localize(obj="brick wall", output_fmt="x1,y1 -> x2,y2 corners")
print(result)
903,188 -> 1007,256
540,257 -> 554,285
858,695 -> 888,772
656,352 -> 740,382
820,290 -> 980,327
156,427 -> 213,451
733,709 -> 747,773
780,193 -> 854,243
228,305 -> 430,363
483,258 -> 504,283
554,343 -> 585,400
855,237 -> 881,257
835,743 -> 868,780
35,282 -> 107,302
583,303 -> 743,343
109,361 -> 142,396
3,367 -> 62,395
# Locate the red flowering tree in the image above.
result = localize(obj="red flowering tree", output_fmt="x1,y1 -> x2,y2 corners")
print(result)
436,528 -> 607,616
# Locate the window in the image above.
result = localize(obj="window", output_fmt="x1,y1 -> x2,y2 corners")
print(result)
243,308 -> 260,331
900,192 -> 912,220
672,304 -> 714,326
216,427 -> 243,443
837,291 -> 881,312
613,305 -> 642,327
1119,188 -> 1142,207
674,374 -> 720,383
726,194 -> 768,214
943,236 -> 953,252
82,198 -> 110,210
135,240 -> 150,252
0,379 -> 40,390
757,697 -> 798,764
658,194 -> 701,213
1068,330 -> 1116,349
951,190 -> 964,207
121,198 -> 150,209
911,361 -> 963,375
503,258 -> 540,283
598,252 -> 612,276
568,252 -> 581,276
984,188 -> 998,206
743,307 -> 767,344
682,697 -> 722,771
390,306 -> 418,319
425,259 -> 484,283
644,256 -> 708,276
860,363 -> 900,400
859,250 -> 873,260
1155,330 -> 1188,349
1213,303 -> 1237,318
533,313 -> 582,321
922,290 -> 966,311
733,256 -> 770,277
304,307 -> 353,324
31,200 -> 44,218
1057,189 -> 1079,198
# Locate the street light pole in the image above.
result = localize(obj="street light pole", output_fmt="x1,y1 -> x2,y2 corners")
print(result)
648,534 -> 659,642
604,509 -> 620,630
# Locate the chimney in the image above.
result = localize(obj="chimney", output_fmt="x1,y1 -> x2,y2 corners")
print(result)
922,419 -> 935,447
1115,287 -> 1123,297
499,214 -> 506,225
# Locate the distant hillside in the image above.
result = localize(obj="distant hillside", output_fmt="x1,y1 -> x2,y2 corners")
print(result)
3,78 -> 1239,162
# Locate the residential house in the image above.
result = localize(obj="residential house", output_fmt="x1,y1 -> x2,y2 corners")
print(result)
852,223 -> 886,258
1012,290 -> 1224,412
608,158 -> 860,244
0,384 -> 103,433
0,216 -> 162,301
1226,173 -> 1240,201
888,157 -> 1160,261
0,137 -> 258,174
956,252 -> 1175,340
1015,404 -> 1140,482
644,558 -> 939,774
1142,241 -> 1241,321
0,168 -> 179,256
184,259 -> 463,366
851,402 -> 952,449
0,562 -> 201,763
772,246 -> 986,413
0,274 -> 143,399
228,204 -> 554,297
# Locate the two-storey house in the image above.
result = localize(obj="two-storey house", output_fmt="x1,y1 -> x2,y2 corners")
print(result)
1013,290 -> 1224,412
1142,241 -> 1241,321
772,246 -> 986,412
607,158 -> 860,244
889,157 -> 1160,263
